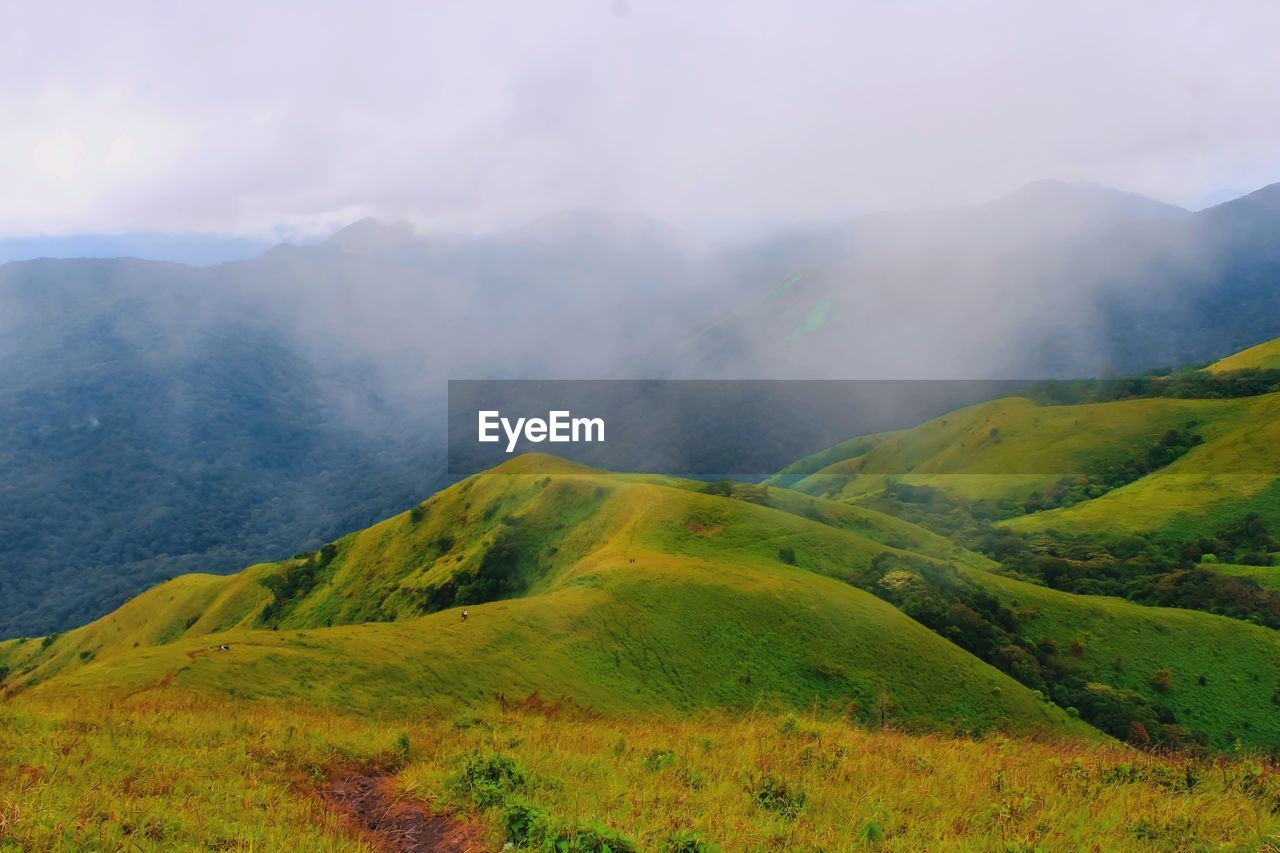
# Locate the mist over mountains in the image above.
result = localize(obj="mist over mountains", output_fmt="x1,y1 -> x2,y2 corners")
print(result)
3,179 -> 1280,636
0,234 -> 273,266
684,180 -> 1280,378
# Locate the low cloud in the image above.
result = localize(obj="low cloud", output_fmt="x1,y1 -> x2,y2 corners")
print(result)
0,1 -> 1278,238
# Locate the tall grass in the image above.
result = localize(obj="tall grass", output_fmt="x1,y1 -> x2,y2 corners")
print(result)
3,692 -> 1276,850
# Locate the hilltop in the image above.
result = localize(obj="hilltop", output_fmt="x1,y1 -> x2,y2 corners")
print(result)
10,437 -> 1280,752
0,455 -> 1079,737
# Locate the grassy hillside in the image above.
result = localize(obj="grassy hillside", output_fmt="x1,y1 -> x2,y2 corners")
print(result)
5,694 -> 1276,852
11,452 -> 1280,749
1,455 -> 1081,737
779,385 -> 1280,553
1010,392 -> 1280,544
19,558 -> 1081,736
3,694 -> 1275,852
10,428 -> 1280,851
1210,335 -> 1280,372
782,394 -> 1251,504
1214,562 -> 1280,592
970,568 -> 1280,750
8,434 -> 1280,847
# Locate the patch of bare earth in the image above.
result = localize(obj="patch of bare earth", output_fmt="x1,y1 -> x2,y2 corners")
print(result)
323,770 -> 488,852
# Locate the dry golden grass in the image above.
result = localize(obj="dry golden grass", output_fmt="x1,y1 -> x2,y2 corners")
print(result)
403,705 -> 1280,850
3,692 -> 1279,851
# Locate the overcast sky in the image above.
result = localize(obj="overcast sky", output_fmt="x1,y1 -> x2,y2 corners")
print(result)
2,0 -> 1278,238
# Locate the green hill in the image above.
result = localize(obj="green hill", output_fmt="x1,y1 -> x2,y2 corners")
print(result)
1008,392 -> 1280,544
777,384 -> 1280,550
971,568 -> 1280,750
11,448 -> 1280,749
779,394 -> 1250,503
0,455 -> 1080,738
1210,336 -> 1280,372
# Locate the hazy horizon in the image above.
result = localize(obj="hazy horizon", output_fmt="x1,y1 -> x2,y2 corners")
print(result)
2,175 -> 1269,249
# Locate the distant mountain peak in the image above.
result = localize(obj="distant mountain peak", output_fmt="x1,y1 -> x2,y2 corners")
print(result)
322,217 -> 418,253
1194,180 -> 1280,224
1243,182 -> 1280,207
992,180 -> 1187,220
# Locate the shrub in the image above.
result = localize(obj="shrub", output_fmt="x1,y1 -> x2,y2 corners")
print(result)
751,776 -> 806,820
501,798 -> 637,852
448,752 -> 526,808
549,823 -> 639,852
641,748 -> 677,773
501,798 -> 551,846
701,480 -> 734,497
1152,668 -> 1174,693
777,546 -> 797,565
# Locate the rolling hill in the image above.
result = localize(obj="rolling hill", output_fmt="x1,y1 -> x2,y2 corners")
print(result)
775,373 -> 1280,550
10,445 -> 1280,752
975,569 -> 1280,750
1,455 -> 1081,737
752,338 -> 1280,748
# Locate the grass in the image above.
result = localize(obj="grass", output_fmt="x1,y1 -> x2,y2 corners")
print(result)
1010,393 -> 1280,543
974,568 -> 1280,750
9,452 -> 1280,749
11,551 -> 1082,737
3,455 -> 1083,738
8,416 -> 1280,849
1210,336 -> 1280,372
0,694 -> 365,851
1213,563 -> 1280,592
404,705 -> 1280,851
777,385 -> 1280,550
786,394 -> 1254,503
1,693 -> 1277,852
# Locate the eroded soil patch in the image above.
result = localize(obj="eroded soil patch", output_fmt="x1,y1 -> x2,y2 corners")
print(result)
323,769 -> 487,852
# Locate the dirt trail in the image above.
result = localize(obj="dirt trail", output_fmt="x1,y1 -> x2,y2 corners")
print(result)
323,770 -> 488,852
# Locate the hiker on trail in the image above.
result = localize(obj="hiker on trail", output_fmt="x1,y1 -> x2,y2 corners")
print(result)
461,609 -> 469,622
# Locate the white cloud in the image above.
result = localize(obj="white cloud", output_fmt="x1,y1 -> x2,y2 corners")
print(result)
0,0 -> 1277,236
